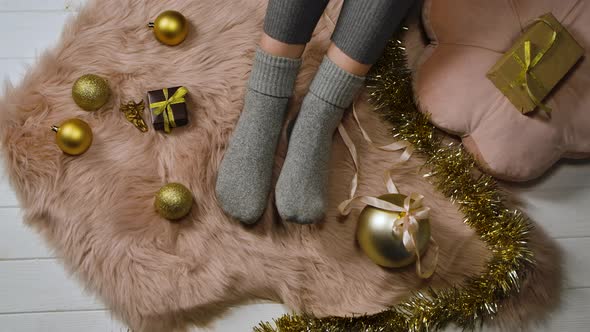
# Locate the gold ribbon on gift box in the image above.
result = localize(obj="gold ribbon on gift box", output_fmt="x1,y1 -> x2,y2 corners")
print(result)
510,18 -> 558,115
149,86 -> 188,133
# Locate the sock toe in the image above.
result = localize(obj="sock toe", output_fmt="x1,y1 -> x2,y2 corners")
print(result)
275,180 -> 325,224
214,48 -> 301,225
274,57 -> 365,225
215,175 -> 267,224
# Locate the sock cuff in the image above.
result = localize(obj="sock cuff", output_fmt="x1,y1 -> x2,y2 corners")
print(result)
248,48 -> 302,98
308,56 -> 365,109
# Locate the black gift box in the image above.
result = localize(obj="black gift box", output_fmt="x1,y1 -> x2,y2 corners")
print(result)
147,86 -> 189,132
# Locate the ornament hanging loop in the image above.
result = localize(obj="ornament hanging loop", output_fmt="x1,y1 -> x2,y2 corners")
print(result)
148,22 -> 155,29
51,125 -> 59,133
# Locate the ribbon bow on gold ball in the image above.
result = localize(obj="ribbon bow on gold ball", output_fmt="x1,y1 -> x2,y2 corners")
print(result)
393,194 -> 429,252
340,182 -> 437,278
392,194 -> 434,278
338,101 -> 438,279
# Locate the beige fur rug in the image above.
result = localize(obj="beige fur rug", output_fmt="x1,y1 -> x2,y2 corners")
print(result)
0,0 -> 561,331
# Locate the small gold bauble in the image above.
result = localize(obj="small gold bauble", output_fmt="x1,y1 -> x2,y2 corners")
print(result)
72,74 -> 111,111
356,193 -> 431,268
149,10 -> 189,46
155,183 -> 193,220
51,119 -> 93,156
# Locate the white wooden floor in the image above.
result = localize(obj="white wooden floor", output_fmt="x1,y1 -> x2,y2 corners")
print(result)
0,1 -> 589,331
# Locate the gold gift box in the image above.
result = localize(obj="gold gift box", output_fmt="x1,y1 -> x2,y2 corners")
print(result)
487,13 -> 584,114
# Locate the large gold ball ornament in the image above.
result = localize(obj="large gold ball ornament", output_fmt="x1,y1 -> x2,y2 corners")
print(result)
72,74 -> 111,111
51,119 -> 93,156
149,10 -> 189,46
356,193 -> 431,268
155,183 -> 193,220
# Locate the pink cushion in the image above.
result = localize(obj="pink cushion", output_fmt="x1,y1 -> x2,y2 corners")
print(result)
415,0 -> 589,181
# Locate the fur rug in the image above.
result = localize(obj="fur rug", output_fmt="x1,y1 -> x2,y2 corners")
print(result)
0,0 -> 561,331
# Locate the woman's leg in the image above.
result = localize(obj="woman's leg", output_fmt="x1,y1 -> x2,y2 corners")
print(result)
216,0 -> 329,224
275,0 -> 414,224
331,0 -> 415,66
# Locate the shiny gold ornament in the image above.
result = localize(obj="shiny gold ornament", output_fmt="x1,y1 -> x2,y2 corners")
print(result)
51,119 -> 93,156
257,30 -> 534,332
356,193 -> 430,268
155,183 -> 193,220
72,74 -> 111,111
149,10 -> 189,46
120,100 -> 148,132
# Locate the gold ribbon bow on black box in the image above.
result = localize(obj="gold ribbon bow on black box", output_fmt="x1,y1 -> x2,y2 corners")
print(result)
147,86 -> 189,133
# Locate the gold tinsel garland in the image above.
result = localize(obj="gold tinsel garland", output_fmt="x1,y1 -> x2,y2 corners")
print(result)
255,33 -> 535,332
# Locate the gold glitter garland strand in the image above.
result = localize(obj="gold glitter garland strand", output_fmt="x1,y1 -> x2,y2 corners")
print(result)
254,31 -> 535,332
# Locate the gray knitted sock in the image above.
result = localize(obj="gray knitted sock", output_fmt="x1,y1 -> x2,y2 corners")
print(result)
275,57 -> 364,224
216,48 -> 301,224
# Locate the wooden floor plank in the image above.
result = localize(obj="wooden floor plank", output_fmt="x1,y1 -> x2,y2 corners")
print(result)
193,303 -> 288,332
536,288 -> 590,332
0,259 -> 104,313
0,173 -> 19,207
444,288 -> 590,332
0,310 -> 126,332
507,162 -> 590,239
0,208 -> 54,259
560,238 -> 590,289
0,12 -> 73,58
514,187 -> 590,239
0,59 -> 35,86
508,160 -> 590,191
0,0 -> 78,12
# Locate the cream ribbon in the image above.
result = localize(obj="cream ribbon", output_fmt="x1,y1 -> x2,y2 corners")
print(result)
337,102 -> 414,215
337,105 -> 413,214
338,101 -> 438,279
392,193 -> 436,279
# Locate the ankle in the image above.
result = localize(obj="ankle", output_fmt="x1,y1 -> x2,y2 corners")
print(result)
327,43 -> 372,76
309,56 -> 365,109
249,48 -> 302,98
260,33 -> 305,59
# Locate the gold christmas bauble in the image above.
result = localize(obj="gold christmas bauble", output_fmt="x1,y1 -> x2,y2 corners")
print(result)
150,10 -> 189,46
72,74 -> 111,111
356,193 -> 431,268
52,119 -> 93,156
155,183 -> 193,220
